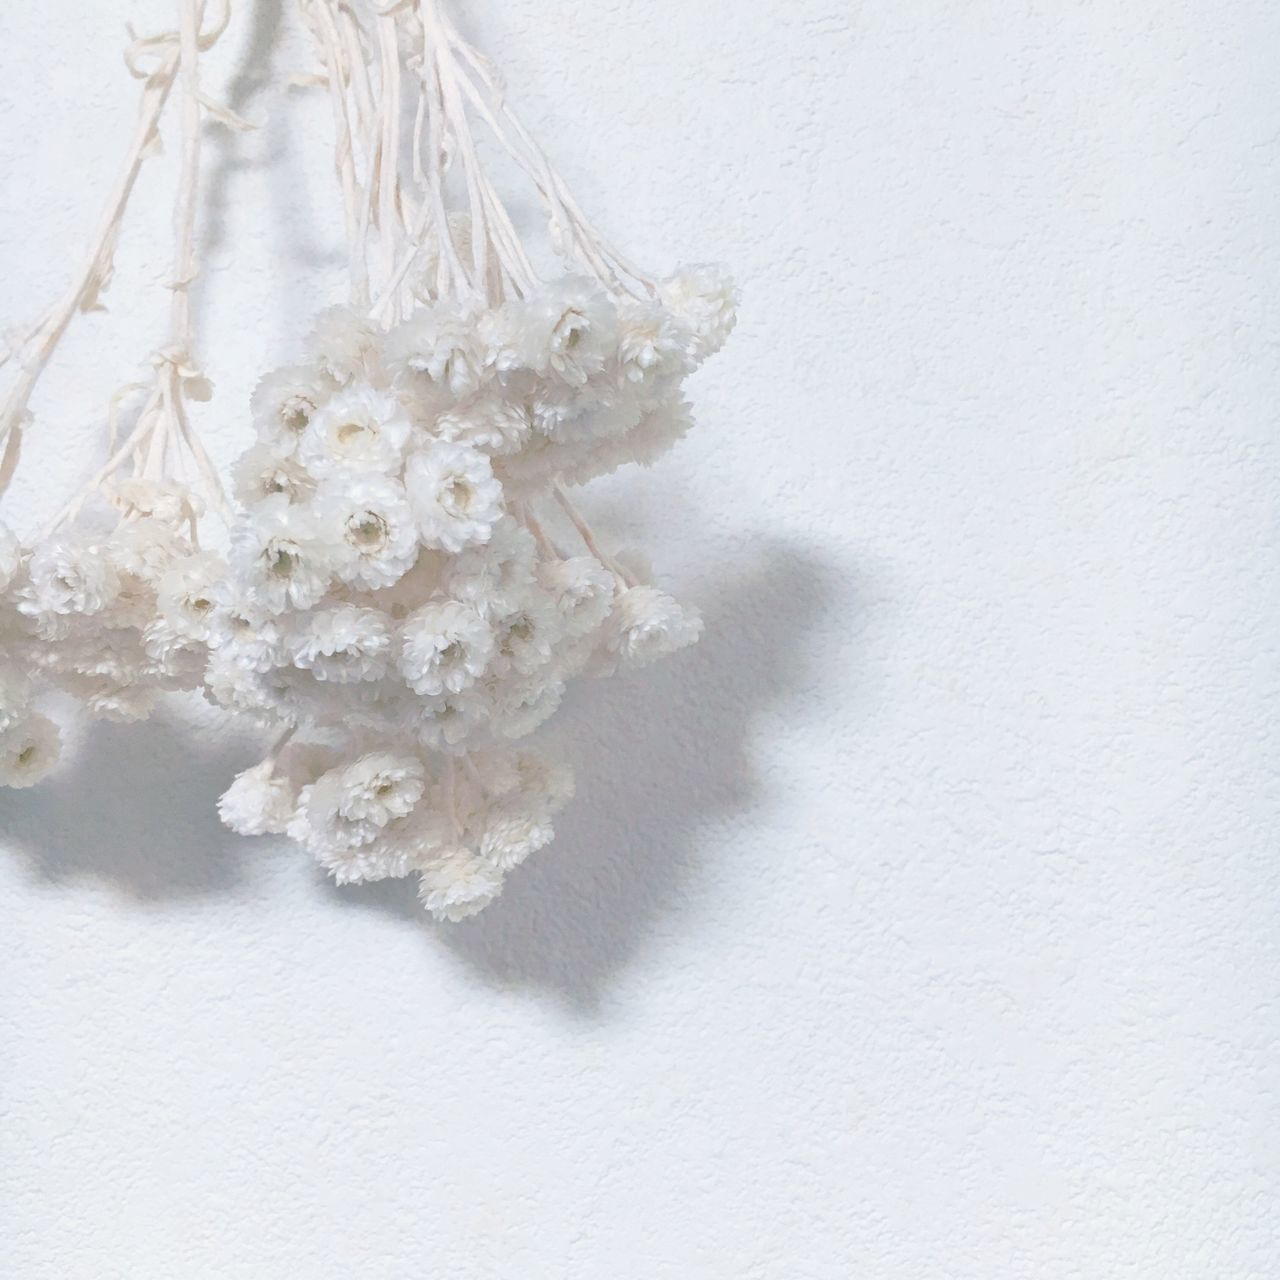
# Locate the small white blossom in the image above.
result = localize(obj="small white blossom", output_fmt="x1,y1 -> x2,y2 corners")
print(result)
318,806 -> 447,886
141,618 -> 208,689
558,394 -> 693,486
417,847 -> 503,921
490,671 -> 564,740
499,279 -> 617,386
0,711 -> 61,788
387,303 -> 486,401
24,535 -> 120,617
217,760 -> 296,836
229,494 -> 334,615
251,362 -> 337,445
207,583 -> 285,672
156,551 -> 224,641
107,518 -> 190,583
538,556 -> 615,638
84,681 -> 157,723
405,442 -> 504,553
300,384 -> 412,478
397,598 -> 494,696
658,264 -> 739,363
232,443 -> 315,506
203,653 -> 290,724
306,306 -> 382,385
111,479 -> 200,526
444,516 -> 536,614
616,299 -> 693,385
289,605 -> 392,684
489,584 -> 562,678
470,751 -> 574,871
338,752 -> 427,826
434,394 -> 534,457
316,473 -> 419,590
414,686 -> 491,751
601,585 -> 702,670
292,753 -> 426,872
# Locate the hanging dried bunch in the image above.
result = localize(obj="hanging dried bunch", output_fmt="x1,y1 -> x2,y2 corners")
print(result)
0,0 -> 736,920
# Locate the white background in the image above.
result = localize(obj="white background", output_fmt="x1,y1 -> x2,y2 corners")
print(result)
2,2 -> 1277,1275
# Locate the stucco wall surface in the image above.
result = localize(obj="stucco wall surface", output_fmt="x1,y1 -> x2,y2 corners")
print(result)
1,2 -> 1277,1276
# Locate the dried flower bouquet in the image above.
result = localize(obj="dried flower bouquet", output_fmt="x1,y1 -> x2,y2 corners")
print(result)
0,0 -> 736,919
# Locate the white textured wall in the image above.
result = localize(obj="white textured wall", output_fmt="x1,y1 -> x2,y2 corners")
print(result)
2,2 -> 1277,1274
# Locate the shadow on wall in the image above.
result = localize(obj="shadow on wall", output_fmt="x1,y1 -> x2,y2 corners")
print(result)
332,536 -> 840,1013
0,541 -> 841,1003
200,0 -> 347,344
0,709 -> 252,901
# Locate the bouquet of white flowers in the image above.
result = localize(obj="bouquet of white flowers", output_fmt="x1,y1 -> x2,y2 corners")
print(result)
0,0 -> 736,919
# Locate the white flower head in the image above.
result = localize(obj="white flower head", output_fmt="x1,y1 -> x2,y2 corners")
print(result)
325,752 -> 424,834
54,624 -> 145,685
84,680 -> 157,724
217,759 -> 296,836
111,478 -> 201,526
251,362 -> 337,446
206,581 -> 285,672
498,278 -> 617,387
292,753 -> 428,877
417,847 -> 503,921
434,394 -> 533,457
306,306 -> 383,385
337,752 -> 428,825
559,394 -> 694,486
602,585 -> 702,670
538,556 -> 615,638
291,776 -> 370,855
229,494 -> 334,615
488,587 -> 562,679
405,442 -> 504,553
156,550 -> 224,641
658,264 -> 739,363
107,517 -> 191,584
0,711 -> 60,788
444,515 -> 536,614
386,303 -> 486,402
616,298 -> 694,385
300,384 -> 412,478
203,652 -> 298,726
24,534 -> 120,617
232,443 -> 316,507
141,617 -> 208,690
626,393 -> 694,468
316,473 -> 418,590
469,751 -> 574,871
398,598 -> 494,697
289,604 -> 392,684
414,686 -> 491,751
318,806 -> 447,886
490,671 -> 564,741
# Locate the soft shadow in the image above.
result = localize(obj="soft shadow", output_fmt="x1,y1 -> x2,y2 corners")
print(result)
332,537 -> 844,1013
200,0 -> 344,341
0,710 -> 252,901
201,0 -> 285,258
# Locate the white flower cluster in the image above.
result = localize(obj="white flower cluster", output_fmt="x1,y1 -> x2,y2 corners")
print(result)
0,1 -> 738,925
0,481 -> 216,786
198,268 -> 732,916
